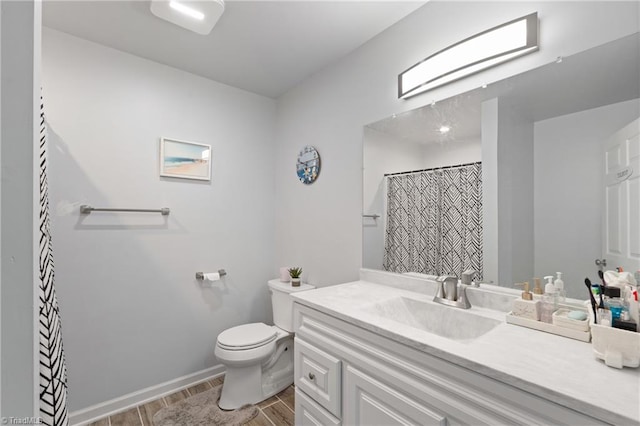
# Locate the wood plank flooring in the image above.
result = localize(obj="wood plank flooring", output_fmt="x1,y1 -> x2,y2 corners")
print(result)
87,376 -> 294,426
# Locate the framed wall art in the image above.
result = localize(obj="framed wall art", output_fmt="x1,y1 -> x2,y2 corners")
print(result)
159,137 -> 211,181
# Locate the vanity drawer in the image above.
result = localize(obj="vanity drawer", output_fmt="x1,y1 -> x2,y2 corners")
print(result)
294,337 -> 342,418
295,388 -> 341,426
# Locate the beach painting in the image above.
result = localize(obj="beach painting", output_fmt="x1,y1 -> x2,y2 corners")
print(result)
160,138 -> 211,181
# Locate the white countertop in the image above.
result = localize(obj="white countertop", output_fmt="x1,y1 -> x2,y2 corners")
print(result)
292,278 -> 640,425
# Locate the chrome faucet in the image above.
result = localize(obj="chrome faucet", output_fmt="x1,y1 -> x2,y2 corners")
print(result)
461,269 -> 478,287
434,274 -> 472,309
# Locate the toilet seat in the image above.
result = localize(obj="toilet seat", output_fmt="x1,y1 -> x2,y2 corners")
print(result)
217,323 -> 277,351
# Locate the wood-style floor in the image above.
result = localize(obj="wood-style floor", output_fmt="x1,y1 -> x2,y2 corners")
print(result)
87,376 -> 295,426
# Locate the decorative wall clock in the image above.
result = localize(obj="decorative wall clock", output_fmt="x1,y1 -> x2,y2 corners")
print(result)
296,145 -> 321,185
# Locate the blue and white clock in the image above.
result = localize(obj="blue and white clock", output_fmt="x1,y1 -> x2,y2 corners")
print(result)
296,145 -> 321,185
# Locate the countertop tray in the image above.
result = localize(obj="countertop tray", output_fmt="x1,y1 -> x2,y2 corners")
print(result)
506,312 -> 591,342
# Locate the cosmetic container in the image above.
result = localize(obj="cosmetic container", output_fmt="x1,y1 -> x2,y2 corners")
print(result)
597,308 -> 612,327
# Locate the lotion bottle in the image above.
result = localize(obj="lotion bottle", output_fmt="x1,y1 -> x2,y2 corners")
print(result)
554,272 -> 566,303
512,282 -> 541,321
540,276 -> 558,323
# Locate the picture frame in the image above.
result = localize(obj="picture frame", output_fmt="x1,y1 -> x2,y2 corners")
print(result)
159,137 -> 211,181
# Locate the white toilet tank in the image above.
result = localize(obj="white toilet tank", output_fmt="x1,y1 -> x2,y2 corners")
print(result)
267,279 -> 315,332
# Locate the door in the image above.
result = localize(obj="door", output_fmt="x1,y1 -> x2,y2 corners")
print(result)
603,117 -> 640,274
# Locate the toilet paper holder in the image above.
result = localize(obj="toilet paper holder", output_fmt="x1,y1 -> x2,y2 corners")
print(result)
195,269 -> 227,280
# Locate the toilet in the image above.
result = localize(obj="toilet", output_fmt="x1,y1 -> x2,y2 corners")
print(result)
215,279 -> 315,410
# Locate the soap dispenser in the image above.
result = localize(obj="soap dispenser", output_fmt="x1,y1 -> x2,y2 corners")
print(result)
540,276 -> 558,323
554,272 -> 566,303
533,277 -> 544,297
512,282 -> 541,321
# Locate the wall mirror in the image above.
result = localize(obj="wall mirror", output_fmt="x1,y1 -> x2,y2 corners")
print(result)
363,32 -> 640,299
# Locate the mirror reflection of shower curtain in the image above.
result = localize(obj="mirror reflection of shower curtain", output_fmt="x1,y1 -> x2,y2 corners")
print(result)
383,162 -> 483,280
39,95 -> 69,425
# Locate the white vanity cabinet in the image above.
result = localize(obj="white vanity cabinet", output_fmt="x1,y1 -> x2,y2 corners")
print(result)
293,303 -> 607,426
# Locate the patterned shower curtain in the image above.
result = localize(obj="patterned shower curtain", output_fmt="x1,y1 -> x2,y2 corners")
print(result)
383,162 -> 483,280
39,96 -> 69,425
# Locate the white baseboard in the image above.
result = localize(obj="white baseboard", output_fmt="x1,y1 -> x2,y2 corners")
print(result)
69,365 -> 225,426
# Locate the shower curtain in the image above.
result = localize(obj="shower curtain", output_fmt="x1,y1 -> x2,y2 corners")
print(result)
39,96 -> 68,425
383,162 -> 483,280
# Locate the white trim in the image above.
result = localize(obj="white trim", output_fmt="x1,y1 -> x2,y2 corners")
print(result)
32,1 -> 42,416
0,2 -> 3,414
69,365 -> 225,426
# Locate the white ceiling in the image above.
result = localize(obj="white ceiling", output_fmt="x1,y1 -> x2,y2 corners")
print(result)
43,0 -> 425,98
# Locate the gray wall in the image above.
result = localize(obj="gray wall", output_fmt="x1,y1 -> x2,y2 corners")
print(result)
534,99 -> 640,298
1,0 -> 40,416
275,1 -> 640,288
42,28 -> 277,411
362,128 -> 425,270
481,99 -> 499,285
497,100 -> 535,287
481,98 -> 534,287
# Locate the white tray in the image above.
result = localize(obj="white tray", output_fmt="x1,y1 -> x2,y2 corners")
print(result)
552,308 -> 590,332
506,312 -> 591,342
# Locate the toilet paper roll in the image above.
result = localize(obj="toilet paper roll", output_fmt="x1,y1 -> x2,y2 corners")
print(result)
279,267 -> 290,282
203,272 -> 221,281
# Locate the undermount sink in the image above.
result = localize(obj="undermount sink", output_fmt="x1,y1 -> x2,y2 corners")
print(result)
358,296 -> 501,341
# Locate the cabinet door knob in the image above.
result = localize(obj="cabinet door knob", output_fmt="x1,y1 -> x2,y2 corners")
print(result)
308,372 -> 315,380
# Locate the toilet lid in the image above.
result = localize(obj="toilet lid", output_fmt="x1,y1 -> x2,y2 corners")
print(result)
217,323 -> 277,350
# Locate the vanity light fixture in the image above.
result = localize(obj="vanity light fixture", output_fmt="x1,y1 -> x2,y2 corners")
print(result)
398,12 -> 539,99
150,0 -> 225,35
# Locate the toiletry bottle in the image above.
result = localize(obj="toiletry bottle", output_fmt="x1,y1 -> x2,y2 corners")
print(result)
554,272 -> 566,303
591,281 -> 601,299
604,286 -> 623,319
613,310 -> 637,331
533,278 -> 543,297
512,282 -> 541,321
540,276 -> 558,323
627,286 -> 639,331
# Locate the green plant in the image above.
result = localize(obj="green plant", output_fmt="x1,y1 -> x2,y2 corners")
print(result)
288,267 -> 302,279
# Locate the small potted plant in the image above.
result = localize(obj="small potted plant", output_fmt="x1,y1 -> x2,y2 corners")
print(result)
288,267 -> 302,287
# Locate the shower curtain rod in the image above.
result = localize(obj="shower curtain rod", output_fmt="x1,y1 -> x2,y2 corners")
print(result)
384,161 -> 481,177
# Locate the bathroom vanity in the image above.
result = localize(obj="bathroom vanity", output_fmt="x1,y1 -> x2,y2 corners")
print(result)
291,270 -> 640,425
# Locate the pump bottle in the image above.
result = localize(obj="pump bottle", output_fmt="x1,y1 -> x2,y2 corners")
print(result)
540,276 -> 558,323
554,272 -> 566,303
512,282 -> 541,321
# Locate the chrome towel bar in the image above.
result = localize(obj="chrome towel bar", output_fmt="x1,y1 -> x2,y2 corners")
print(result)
362,214 -> 380,219
80,205 -> 170,215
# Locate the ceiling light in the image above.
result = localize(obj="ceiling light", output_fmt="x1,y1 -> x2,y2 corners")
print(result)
399,12 -> 539,99
169,1 -> 204,21
439,126 -> 451,134
151,0 -> 225,35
